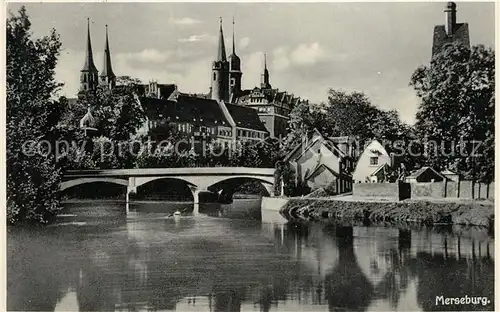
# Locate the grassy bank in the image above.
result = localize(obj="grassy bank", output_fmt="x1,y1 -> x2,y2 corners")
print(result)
280,197 -> 494,230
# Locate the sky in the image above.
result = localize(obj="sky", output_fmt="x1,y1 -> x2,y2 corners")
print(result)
7,2 -> 495,124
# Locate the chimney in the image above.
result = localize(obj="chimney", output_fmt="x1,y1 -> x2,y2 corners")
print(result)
445,2 -> 457,36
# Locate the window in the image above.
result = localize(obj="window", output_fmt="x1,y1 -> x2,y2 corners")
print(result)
370,157 -> 378,166
231,78 -> 235,86
213,72 -> 216,81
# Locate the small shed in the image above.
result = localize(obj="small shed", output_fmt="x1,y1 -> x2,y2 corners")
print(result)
405,167 -> 445,183
441,169 -> 460,182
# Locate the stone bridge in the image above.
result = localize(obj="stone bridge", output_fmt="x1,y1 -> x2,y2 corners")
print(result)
61,167 -> 276,212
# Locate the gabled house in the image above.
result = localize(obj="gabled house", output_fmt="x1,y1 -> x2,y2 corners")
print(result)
353,139 -> 393,183
284,129 -> 355,194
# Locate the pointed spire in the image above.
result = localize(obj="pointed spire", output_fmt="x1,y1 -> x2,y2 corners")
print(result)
217,17 -> 227,61
232,17 -> 236,55
82,18 -> 97,73
100,24 -> 115,79
261,52 -> 271,89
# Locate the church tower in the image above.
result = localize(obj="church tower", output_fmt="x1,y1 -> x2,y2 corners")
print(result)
99,25 -> 116,89
211,18 -> 230,103
79,18 -> 99,93
260,53 -> 271,89
228,17 -> 242,101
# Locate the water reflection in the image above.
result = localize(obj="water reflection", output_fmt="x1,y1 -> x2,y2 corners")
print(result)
7,201 -> 494,312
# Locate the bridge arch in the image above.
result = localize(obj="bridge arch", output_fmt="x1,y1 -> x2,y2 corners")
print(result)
204,175 -> 274,190
134,177 -> 196,201
60,178 -> 129,191
206,176 -> 275,199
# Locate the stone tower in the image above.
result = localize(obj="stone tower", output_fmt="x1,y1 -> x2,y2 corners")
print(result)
211,18 -> 230,103
99,25 -> 116,89
228,17 -> 242,101
79,18 -> 99,93
260,53 -> 271,89
432,2 -> 470,56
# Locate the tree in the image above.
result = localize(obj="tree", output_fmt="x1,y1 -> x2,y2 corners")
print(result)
286,89 -> 414,167
410,42 -> 495,182
285,100 -> 316,151
77,76 -> 146,142
6,7 -> 63,224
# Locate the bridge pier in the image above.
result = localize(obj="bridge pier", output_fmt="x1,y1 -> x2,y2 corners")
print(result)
262,183 -> 275,197
192,189 -> 218,214
126,185 -> 137,215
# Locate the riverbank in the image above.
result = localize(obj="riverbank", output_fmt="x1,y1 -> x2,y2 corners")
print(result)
279,196 -> 494,230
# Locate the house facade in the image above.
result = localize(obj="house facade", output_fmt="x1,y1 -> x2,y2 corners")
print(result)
285,129 -> 355,194
136,94 -> 268,149
353,140 -> 393,183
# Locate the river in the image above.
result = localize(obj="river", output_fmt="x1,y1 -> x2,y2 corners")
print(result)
7,199 -> 494,311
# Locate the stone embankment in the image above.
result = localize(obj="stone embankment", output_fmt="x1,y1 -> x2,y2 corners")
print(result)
279,197 -> 494,231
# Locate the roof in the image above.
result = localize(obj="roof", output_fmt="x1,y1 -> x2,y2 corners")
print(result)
370,163 -> 390,177
217,19 -> 227,61
225,103 -> 268,132
67,98 -> 78,107
432,23 -> 470,56
80,108 -> 96,128
407,166 -> 444,180
139,96 -> 231,126
305,163 -> 338,181
328,136 -> 352,143
136,84 -> 174,99
82,19 -> 98,73
232,87 -> 304,110
100,26 -> 115,78
284,128 -> 347,162
441,169 -> 458,175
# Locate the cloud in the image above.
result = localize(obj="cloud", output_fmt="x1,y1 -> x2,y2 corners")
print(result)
290,42 -> 327,65
116,49 -> 172,63
272,46 -> 291,71
239,37 -> 250,49
56,47 -> 213,98
270,43 -> 330,73
240,52 -> 263,89
170,17 -> 202,25
178,34 -> 213,43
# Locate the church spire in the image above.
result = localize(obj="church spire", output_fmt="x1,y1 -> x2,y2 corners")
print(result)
100,24 -> 116,89
228,17 -> 242,101
82,18 -> 97,72
79,18 -> 99,94
217,17 -> 227,61
261,53 -> 271,89
232,17 -> 236,55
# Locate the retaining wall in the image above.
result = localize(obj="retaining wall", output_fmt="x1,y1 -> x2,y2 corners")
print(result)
353,182 -> 410,201
411,180 -> 495,200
